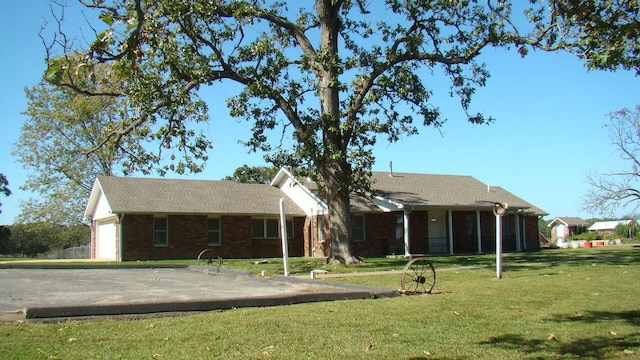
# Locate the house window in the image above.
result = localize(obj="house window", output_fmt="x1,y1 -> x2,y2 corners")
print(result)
253,219 -> 293,238
208,217 -> 221,246
153,216 -> 168,247
352,215 -> 365,243
395,215 -> 404,241
318,216 -> 326,243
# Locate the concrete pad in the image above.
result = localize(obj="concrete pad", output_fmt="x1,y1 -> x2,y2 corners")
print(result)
0,265 -> 398,319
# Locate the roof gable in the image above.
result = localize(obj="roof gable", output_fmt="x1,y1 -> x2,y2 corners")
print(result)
548,217 -> 589,227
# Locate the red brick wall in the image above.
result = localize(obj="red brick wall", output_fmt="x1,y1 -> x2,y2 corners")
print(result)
250,217 -> 305,258
451,211 -> 477,253
219,215 -> 252,259
90,221 -> 96,259
305,215 -> 330,258
523,216 -> 540,251
409,211 -> 429,254
480,211 -> 495,253
120,214 -> 305,261
354,213 -> 396,257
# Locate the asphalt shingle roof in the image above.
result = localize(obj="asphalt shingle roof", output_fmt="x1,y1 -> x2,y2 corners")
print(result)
97,176 -> 306,216
370,172 -> 547,215
94,171 -> 546,217
555,217 -> 589,226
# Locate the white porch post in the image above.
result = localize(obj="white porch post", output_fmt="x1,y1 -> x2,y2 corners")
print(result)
448,210 -> 454,255
496,212 -> 503,279
515,213 -> 522,252
279,198 -> 290,277
476,210 -> 482,254
494,203 -> 508,279
403,210 -> 411,257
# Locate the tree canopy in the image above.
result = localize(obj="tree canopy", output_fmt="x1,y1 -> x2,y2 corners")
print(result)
0,173 -> 10,214
13,59 -> 134,225
45,0 -> 639,263
548,0 -> 639,74
223,165 -> 279,184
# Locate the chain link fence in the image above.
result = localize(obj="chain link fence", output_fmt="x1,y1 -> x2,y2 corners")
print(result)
46,245 -> 90,259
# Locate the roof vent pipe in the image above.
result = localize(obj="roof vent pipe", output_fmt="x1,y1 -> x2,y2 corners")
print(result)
389,161 -> 394,177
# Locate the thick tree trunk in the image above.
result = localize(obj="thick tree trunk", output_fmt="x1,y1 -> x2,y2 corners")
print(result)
315,1 -> 360,265
320,160 -> 360,265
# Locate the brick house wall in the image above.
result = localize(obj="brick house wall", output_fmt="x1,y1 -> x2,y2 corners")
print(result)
90,222 -> 96,259
523,216 -> 540,251
451,211 -> 477,253
120,214 -> 305,261
354,213 -> 396,257
304,215 -> 330,258
408,211 -> 429,254
251,217 -> 305,258
480,211 -> 496,253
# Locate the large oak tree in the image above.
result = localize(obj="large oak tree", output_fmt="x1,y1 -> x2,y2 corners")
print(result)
45,0 -> 637,263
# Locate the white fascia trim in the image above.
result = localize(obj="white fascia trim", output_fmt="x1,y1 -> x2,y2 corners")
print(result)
83,178 -> 114,222
271,167 -> 328,214
370,194 -> 405,212
82,178 -> 102,221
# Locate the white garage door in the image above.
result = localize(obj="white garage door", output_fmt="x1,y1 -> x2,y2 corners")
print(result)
96,221 -> 117,260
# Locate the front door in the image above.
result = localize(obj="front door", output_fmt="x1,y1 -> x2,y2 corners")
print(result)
428,211 -> 448,254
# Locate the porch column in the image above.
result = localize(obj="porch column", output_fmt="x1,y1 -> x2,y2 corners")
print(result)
448,210 -> 454,255
476,210 -> 482,254
494,203 -> 508,279
515,213 -> 522,252
403,210 -> 411,257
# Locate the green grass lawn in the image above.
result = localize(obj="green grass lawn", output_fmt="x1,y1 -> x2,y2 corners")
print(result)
1,248 -> 639,359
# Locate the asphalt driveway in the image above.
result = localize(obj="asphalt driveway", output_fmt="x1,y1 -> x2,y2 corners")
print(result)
0,264 -> 398,320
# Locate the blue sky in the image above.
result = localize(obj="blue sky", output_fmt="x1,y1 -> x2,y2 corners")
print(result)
1,1 -> 639,225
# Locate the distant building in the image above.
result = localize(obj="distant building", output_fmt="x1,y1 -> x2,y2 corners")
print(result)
547,217 -> 589,246
588,220 -> 637,234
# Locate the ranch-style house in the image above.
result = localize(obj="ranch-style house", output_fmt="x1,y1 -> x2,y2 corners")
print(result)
84,168 -> 547,261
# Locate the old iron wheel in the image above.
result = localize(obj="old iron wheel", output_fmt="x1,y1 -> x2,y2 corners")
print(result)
400,257 -> 436,294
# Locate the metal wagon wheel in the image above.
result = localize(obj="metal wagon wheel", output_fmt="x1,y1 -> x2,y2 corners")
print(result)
400,257 -> 436,294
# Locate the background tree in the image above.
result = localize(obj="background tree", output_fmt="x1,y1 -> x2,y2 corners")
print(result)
1,222 -> 88,257
14,61 -> 121,225
224,165 -> 279,184
0,226 -> 12,254
583,106 -> 640,216
0,173 -> 11,214
13,55 -> 202,225
46,1 -> 637,264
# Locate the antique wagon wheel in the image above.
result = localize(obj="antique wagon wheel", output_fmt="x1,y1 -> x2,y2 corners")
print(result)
400,258 -> 436,294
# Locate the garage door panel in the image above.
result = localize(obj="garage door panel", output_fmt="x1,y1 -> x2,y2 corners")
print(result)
96,221 -> 117,260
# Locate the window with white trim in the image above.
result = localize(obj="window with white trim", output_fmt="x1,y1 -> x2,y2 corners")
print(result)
208,217 -> 221,246
318,216 -> 326,243
395,215 -> 404,241
252,219 -> 293,238
352,215 -> 365,243
153,216 -> 168,247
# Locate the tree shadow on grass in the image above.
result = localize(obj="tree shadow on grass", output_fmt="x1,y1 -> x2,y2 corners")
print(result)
546,310 -> 640,327
479,332 -> 640,358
